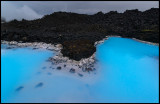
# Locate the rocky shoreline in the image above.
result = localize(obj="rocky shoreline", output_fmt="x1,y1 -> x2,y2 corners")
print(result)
1,39 -> 97,73
1,35 -> 158,74
1,35 -> 109,74
1,8 -> 159,61
132,38 -> 159,46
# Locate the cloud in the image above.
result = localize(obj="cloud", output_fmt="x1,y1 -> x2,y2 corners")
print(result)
1,1 -> 159,21
1,2 -> 43,21
10,1 -> 158,14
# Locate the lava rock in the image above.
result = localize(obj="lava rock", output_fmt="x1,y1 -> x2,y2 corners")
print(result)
33,47 -> 38,50
15,86 -> 24,91
69,68 -> 75,73
85,68 -> 93,72
78,73 -> 83,77
61,39 -> 96,61
6,47 -> 13,49
1,8 -> 159,61
57,66 -> 61,70
35,82 -> 43,88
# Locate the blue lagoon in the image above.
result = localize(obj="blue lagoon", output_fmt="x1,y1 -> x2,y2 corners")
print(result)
1,37 -> 159,103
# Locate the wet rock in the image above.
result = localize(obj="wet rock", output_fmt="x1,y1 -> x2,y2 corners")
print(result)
6,47 -> 13,49
78,73 -> 83,77
57,66 -> 61,70
33,47 -> 38,50
47,57 -> 53,62
15,86 -> 24,91
69,68 -> 75,73
82,67 -> 86,72
35,82 -> 43,88
92,68 -> 96,71
85,67 -> 93,72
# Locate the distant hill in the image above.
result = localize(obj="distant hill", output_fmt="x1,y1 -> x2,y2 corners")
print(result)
1,17 -> 6,23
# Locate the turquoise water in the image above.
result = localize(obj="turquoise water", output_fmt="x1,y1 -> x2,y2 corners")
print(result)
1,46 -> 53,102
1,37 -> 159,103
94,37 -> 159,103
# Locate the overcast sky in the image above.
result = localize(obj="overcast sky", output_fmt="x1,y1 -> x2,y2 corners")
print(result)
1,1 -> 159,21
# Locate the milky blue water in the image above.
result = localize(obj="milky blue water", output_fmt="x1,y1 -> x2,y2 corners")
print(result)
95,37 -> 159,103
1,46 -> 53,103
1,37 -> 159,103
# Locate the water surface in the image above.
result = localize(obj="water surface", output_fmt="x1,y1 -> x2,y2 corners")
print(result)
1,46 -> 53,102
1,37 -> 159,103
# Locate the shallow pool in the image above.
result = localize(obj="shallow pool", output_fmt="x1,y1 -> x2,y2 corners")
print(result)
95,37 -> 159,103
1,37 -> 159,103
1,46 -> 53,102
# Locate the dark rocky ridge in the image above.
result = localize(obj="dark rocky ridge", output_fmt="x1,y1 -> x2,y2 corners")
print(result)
1,8 -> 159,61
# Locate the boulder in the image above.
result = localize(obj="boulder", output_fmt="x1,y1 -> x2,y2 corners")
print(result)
57,66 -> 61,70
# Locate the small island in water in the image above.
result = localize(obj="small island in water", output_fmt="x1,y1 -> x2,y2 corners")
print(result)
1,1 -> 159,103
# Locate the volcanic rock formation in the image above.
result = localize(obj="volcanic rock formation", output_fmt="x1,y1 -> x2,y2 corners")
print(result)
1,8 -> 159,61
